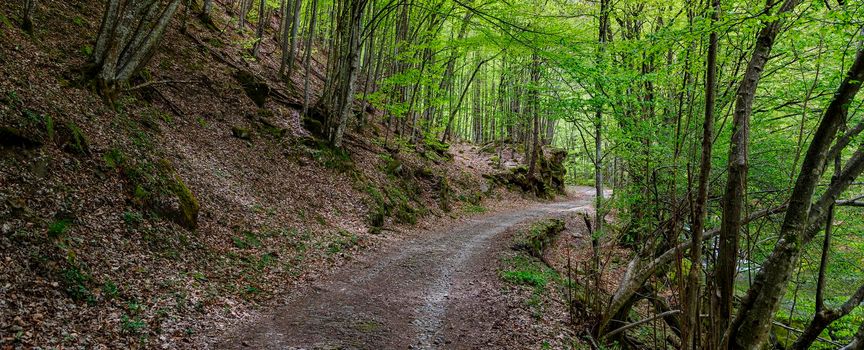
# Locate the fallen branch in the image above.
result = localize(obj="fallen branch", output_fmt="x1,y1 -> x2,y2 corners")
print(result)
125,79 -> 201,91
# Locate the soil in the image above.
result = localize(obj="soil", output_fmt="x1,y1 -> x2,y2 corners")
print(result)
213,187 -> 596,349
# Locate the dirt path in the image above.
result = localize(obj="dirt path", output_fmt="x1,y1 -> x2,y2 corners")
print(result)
216,188 -> 596,349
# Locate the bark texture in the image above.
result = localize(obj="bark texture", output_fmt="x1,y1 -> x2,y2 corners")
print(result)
93,0 -> 182,93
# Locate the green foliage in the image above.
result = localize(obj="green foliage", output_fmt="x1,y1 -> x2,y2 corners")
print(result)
463,204 -> 487,213
500,255 -> 559,293
47,219 -> 71,238
232,231 -> 262,249
61,265 -> 93,303
512,219 -> 565,258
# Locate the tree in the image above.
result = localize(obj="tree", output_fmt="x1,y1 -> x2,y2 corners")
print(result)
92,0 -> 182,94
715,0 -> 801,341
315,0 -> 370,147
22,0 -> 36,33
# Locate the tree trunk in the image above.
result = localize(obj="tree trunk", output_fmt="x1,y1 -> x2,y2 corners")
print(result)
201,0 -> 213,23
93,0 -> 182,95
592,0 -> 609,301
252,0 -> 267,56
315,0 -> 369,147
285,0 -> 303,78
22,0 -> 36,33
527,53 -> 540,179
726,45 -> 864,350
279,0 -> 292,77
301,0 -> 318,117
441,55 -> 493,143
716,0 -> 801,342
681,1 -> 718,349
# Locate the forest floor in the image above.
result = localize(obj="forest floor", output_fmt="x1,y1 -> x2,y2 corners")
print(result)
211,187 -> 597,349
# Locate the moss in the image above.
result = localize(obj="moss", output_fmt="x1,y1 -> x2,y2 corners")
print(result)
171,174 -> 200,230
231,126 -> 252,140
512,218 -> 566,258
62,122 -> 90,154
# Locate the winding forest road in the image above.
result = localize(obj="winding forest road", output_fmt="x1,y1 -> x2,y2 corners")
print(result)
218,187 -> 596,349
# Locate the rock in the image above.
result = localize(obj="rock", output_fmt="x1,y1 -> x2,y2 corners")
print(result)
231,126 -> 251,140
479,182 -> 490,194
171,174 -> 200,230
234,70 -> 270,107
0,126 -> 41,148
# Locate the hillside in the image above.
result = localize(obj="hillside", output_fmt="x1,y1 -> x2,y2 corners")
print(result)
0,1 -> 569,347
5,0 -> 864,348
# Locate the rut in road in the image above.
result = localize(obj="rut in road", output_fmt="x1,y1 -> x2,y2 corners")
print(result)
218,189 -> 595,349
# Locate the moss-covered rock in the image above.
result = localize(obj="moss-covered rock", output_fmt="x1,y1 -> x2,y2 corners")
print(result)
512,218 -> 566,258
171,174 -> 200,230
231,126 -> 251,140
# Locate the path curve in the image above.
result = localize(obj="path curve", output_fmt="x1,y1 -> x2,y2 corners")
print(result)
217,188 -> 595,349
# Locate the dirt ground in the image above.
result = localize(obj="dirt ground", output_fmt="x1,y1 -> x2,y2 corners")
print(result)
212,187 -> 596,349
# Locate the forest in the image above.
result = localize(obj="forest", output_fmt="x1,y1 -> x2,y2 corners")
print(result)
1,0 -> 864,348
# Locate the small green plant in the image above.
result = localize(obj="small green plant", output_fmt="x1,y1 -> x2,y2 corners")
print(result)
120,314 -> 146,334
102,280 -> 119,300
103,148 -> 125,169
80,45 -> 93,56
232,231 -> 262,249
122,211 -> 143,226
500,255 -> 559,292
48,219 -> 71,238
61,265 -> 94,303
328,230 -> 359,254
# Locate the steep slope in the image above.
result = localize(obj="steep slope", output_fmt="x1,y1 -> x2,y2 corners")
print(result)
0,1 -> 561,348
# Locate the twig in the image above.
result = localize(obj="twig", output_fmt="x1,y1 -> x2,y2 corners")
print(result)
771,321 -> 844,346
602,310 -> 682,339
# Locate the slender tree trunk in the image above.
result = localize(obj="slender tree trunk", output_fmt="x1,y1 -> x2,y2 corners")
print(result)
252,0 -> 267,56
239,0 -> 248,30
301,0 -> 318,117
201,0 -> 213,23
285,0 -> 303,77
527,53 -> 540,180
716,0 -> 801,343
592,0 -> 609,313
682,1 -> 718,348
22,0 -> 36,33
442,55 -> 493,143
